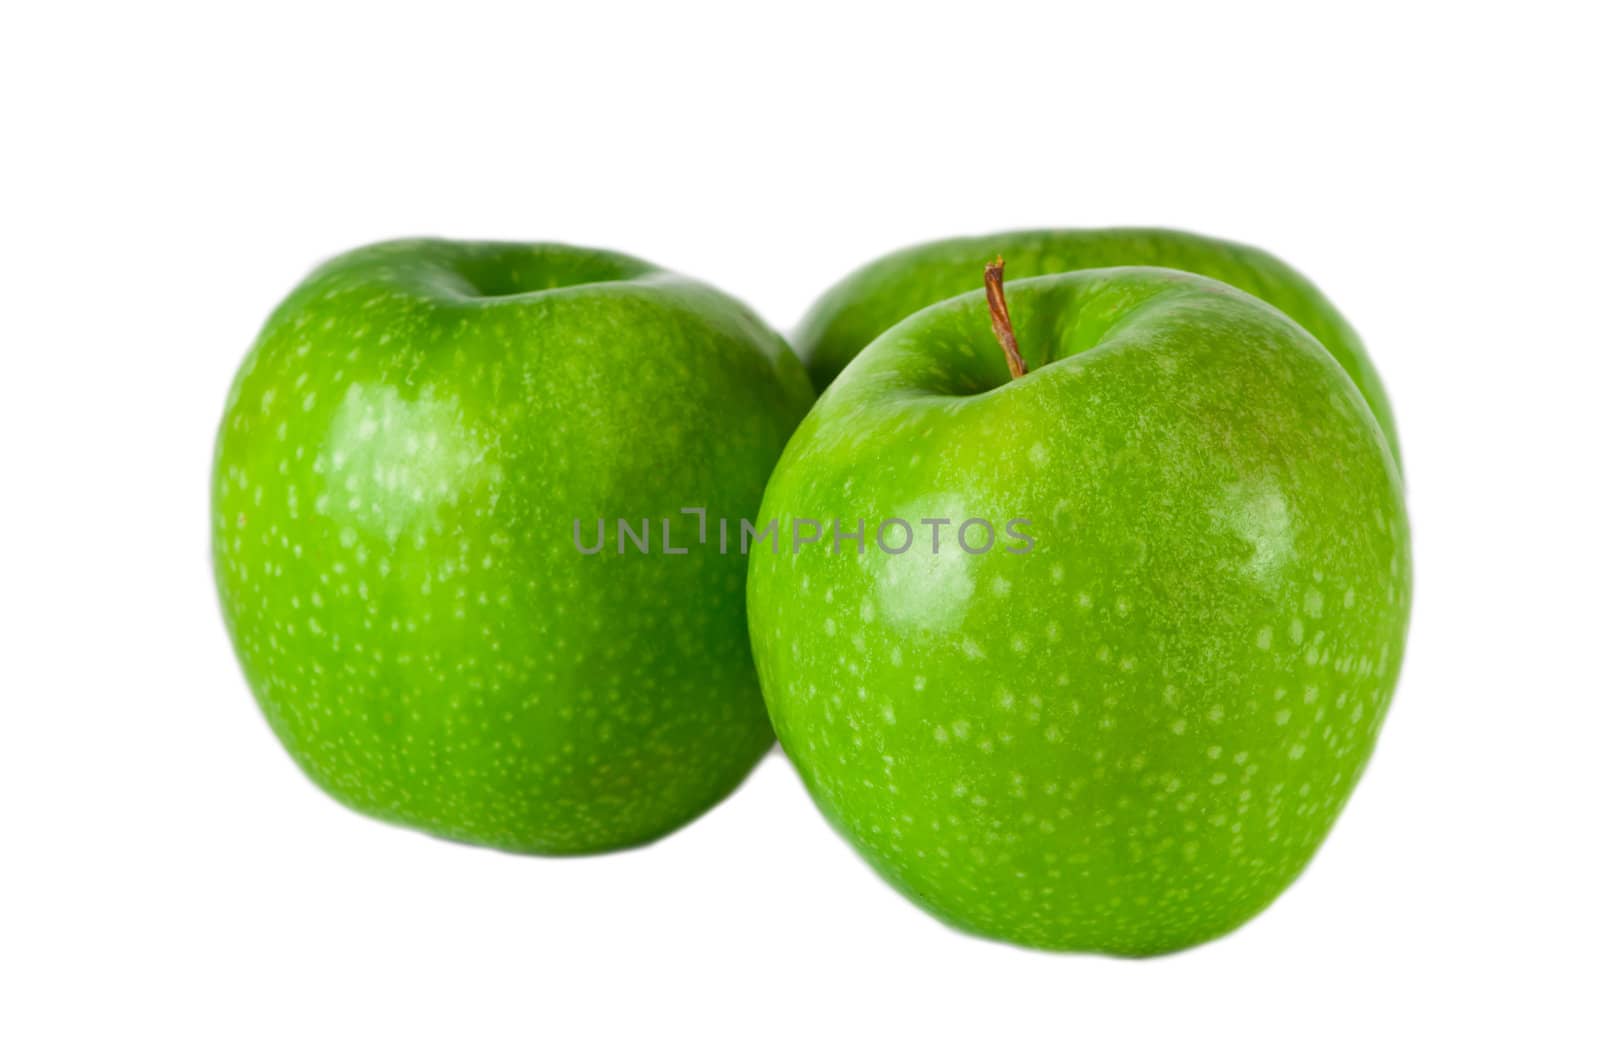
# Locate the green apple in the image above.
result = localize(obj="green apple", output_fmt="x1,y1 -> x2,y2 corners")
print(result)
748,263 -> 1409,955
213,239 -> 813,854
793,228 -> 1400,467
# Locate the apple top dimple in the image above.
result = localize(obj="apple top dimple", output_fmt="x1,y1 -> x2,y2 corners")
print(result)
307,238 -> 665,307
838,268 -> 1291,407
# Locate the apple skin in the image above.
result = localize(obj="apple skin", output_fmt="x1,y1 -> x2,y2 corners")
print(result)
748,267 -> 1410,955
213,239 -> 813,854
794,228 -> 1400,468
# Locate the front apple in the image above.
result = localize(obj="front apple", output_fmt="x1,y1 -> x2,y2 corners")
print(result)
214,239 -> 813,854
748,264 -> 1409,954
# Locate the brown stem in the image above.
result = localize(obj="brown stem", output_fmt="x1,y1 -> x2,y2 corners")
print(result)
983,256 -> 1028,380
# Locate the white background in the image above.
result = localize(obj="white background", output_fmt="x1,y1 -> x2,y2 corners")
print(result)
4,2 -> 1596,1059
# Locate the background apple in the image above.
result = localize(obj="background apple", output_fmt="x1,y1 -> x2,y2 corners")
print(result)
213,238 -> 814,854
793,228 -> 1401,467
749,265 -> 1410,955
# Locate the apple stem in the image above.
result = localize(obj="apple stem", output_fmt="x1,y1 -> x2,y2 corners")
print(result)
983,257 -> 1028,380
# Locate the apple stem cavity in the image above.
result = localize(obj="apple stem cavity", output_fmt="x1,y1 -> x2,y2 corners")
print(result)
983,257 -> 1029,380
